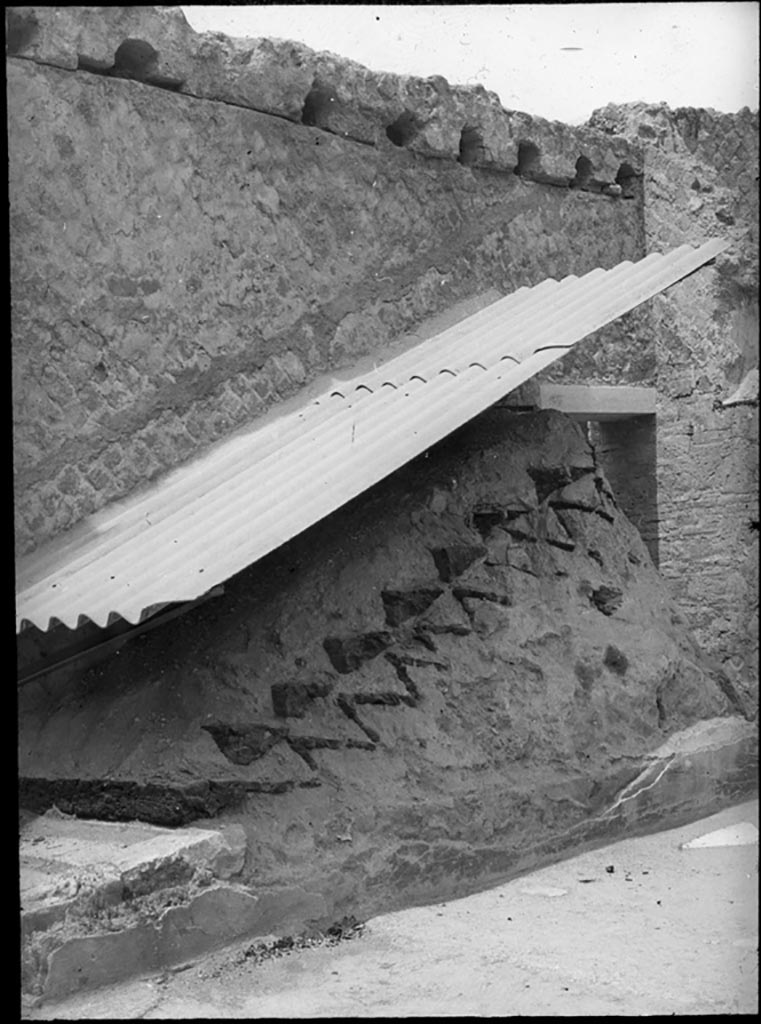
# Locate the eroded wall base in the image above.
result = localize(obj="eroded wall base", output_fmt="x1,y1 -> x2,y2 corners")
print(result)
19,409 -> 753,1004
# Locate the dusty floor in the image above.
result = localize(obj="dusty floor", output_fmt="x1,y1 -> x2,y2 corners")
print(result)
26,797 -> 758,1019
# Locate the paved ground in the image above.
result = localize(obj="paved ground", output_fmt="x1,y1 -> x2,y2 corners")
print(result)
26,797 -> 758,1019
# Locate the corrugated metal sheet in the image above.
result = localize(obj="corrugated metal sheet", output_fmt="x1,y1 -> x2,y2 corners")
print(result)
16,240 -> 728,633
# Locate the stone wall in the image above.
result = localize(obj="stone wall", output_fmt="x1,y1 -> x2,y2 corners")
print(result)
9,6 -> 646,558
18,408 -> 749,939
588,103 -> 759,707
12,9 -> 758,987
9,9 -> 757,727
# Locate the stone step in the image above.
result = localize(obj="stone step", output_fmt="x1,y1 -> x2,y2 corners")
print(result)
20,812 -> 327,1005
21,814 -> 246,936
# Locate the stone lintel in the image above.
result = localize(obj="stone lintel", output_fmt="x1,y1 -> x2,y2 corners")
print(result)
537,384 -> 656,422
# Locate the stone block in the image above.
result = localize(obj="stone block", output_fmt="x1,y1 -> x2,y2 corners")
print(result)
201,723 -> 289,765
540,507 -> 577,550
185,33 -> 313,122
549,473 -> 601,512
504,513 -> 538,542
38,881 -> 328,1002
416,590 -> 473,636
271,681 -> 333,718
430,543 -> 487,582
590,585 -> 624,617
452,563 -> 512,607
603,644 -> 629,676
323,632 -> 394,674
381,584 -> 444,627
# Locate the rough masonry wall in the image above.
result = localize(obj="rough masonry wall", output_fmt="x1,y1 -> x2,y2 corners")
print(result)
9,6 -> 646,559
18,409 -> 748,955
12,9 -> 757,988
588,103 -> 759,707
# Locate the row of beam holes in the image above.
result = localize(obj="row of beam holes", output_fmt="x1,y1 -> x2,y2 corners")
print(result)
9,22 -> 640,196
516,140 -> 640,197
303,82 -> 489,170
61,41 -> 644,196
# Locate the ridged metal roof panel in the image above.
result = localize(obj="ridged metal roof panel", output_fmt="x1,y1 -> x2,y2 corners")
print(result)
15,239 -> 727,633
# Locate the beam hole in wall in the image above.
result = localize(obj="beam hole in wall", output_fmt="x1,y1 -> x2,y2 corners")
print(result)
458,126 -> 485,166
6,9 -> 39,53
570,155 -> 593,190
301,83 -> 338,128
111,39 -> 159,80
385,111 -> 420,147
514,141 -> 542,179
615,162 -> 640,199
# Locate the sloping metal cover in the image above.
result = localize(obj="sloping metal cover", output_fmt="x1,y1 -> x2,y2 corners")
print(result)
16,239 -> 727,633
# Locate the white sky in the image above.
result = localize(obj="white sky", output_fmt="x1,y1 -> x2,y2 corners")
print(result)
181,3 -> 759,125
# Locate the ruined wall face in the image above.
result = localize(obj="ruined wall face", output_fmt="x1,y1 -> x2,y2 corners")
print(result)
9,7 -> 645,559
12,10 -> 757,983
18,409 -> 746,935
588,103 -> 759,705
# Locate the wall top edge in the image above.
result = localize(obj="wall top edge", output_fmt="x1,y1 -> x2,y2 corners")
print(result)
5,4 -> 644,178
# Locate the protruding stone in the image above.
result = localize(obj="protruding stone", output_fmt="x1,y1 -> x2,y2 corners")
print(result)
505,543 -> 538,575
271,681 -> 333,718
430,543 -> 487,582
201,723 -> 288,765
504,513 -> 537,542
484,527 -> 512,566
323,632 -> 394,674
464,598 -> 511,636
590,585 -> 624,616
453,583 -> 512,607
549,473 -> 601,512
416,590 -> 472,635
603,644 -> 629,675
381,584 -> 445,627
539,507 -> 576,550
